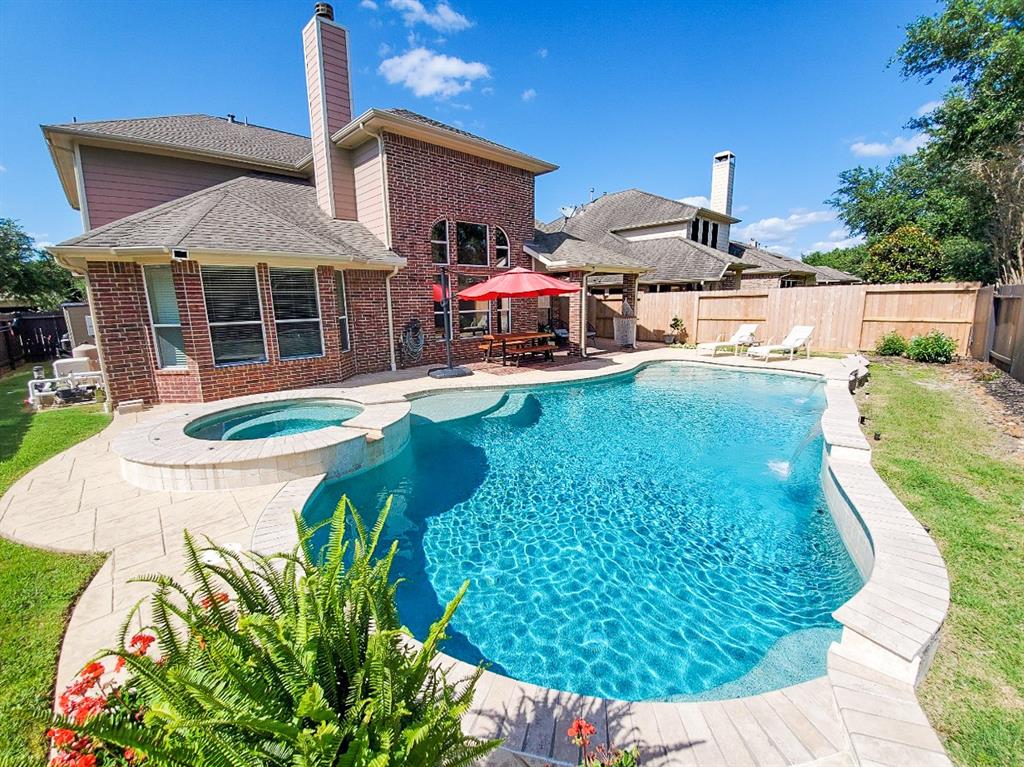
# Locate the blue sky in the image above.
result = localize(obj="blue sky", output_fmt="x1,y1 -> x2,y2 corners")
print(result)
0,0 -> 945,257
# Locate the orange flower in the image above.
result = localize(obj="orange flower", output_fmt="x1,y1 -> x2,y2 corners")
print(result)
128,633 -> 156,656
200,592 -> 230,609
47,728 -> 76,747
567,717 -> 597,748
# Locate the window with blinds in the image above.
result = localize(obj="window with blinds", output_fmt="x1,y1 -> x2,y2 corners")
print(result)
270,267 -> 323,359
200,265 -> 267,365
335,271 -> 351,353
143,265 -> 187,368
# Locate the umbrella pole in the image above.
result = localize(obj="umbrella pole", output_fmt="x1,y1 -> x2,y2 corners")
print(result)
428,265 -> 472,379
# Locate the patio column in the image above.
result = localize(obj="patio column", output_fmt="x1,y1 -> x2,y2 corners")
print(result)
567,270 -> 585,356
622,273 -> 638,312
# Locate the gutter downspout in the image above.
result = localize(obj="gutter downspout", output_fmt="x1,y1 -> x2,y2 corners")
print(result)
354,122 -> 398,372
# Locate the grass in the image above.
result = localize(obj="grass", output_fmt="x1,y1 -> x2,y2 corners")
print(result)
0,367 -> 111,764
857,360 -> 1024,766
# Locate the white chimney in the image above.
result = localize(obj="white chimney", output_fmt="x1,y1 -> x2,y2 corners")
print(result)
710,151 -> 735,217
303,3 -> 357,219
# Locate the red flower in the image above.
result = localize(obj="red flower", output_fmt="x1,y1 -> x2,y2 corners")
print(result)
74,756 -> 97,767
80,661 -> 105,678
114,656 -> 126,673
567,717 -> 597,748
47,728 -> 76,747
129,633 -> 156,656
124,747 -> 145,764
200,591 -> 229,609
72,695 -> 107,725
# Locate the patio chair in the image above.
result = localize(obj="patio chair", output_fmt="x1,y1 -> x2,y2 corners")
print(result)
747,325 -> 814,361
549,318 -> 597,347
696,324 -> 759,356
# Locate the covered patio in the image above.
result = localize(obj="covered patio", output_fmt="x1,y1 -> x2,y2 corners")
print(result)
524,230 -> 648,357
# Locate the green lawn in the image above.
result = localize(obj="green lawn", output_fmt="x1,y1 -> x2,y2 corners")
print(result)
0,368 -> 110,764
857,361 -> 1024,766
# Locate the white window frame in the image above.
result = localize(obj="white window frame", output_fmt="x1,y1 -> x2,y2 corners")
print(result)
494,226 -> 510,268
496,296 -> 512,333
270,266 -> 325,361
142,264 -> 187,370
336,270 -> 351,353
456,272 -> 490,337
456,221 -> 490,268
430,220 -> 450,265
200,265 -> 268,368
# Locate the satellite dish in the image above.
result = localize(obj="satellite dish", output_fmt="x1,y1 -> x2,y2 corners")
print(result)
559,205 -> 577,218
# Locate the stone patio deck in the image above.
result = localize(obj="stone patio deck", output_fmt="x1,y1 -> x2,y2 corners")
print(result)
0,347 -> 952,766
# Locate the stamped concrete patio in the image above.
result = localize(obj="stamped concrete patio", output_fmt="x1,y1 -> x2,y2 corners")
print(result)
0,347 -> 952,766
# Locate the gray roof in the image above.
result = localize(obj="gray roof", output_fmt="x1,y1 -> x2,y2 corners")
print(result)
44,115 -> 312,169
728,242 -> 860,283
727,241 -> 816,276
56,174 -> 401,266
542,189 -> 751,283
526,230 -> 647,272
383,109 -> 526,158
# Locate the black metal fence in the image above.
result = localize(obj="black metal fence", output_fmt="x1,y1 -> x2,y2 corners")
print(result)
0,312 -> 69,370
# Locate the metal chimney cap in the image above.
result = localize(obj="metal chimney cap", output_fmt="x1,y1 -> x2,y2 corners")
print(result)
314,2 -> 334,20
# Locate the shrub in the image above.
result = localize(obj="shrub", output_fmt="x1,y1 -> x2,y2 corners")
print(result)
875,331 -> 909,357
51,497 -> 496,767
907,331 -> 957,364
863,225 -> 942,284
939,236 -> 998,284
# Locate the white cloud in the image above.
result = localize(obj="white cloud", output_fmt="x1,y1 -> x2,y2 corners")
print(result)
377,42 -> 393,57
481,86 -> 494,95
808,228 -> 865,253
735,210 -> 835,245
678,195 -> 710,208
379,47 -> 489,98
0,164 -> 6,173
521,88 -> 536,102
915,100 -> 942,117
850,133 -> 928,158
537,48 -> 548,58
360,0 -> 378,9
388,0 -> 472,33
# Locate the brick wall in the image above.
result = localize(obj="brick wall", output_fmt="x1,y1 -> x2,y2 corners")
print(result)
87,261 -> 158,405
383,132 -> 537,367
89,259 -> 388,407
739,274 -> 782,290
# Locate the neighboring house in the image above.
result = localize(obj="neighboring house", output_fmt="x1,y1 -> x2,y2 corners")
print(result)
531,152 -> 858,294
44,4 -> 556,407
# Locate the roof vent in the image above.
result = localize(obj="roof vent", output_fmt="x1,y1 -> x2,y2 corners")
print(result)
171,249 -> 189,260
314,2 -> 334,20
227,114 -> 236,124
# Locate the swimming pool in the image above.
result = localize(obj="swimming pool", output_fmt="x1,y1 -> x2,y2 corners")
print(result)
303,363 -> 862,701
185,398 -> 362,441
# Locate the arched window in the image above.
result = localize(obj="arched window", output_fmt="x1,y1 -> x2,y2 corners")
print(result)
495,226 -> 510,268
430,220 -> 449,264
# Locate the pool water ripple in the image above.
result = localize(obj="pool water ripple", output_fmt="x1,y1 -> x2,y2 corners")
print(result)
304,363 -> 862,700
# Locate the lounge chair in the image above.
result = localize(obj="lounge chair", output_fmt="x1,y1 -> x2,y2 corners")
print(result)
747,325 -> 814,361
696,324 -> 759,356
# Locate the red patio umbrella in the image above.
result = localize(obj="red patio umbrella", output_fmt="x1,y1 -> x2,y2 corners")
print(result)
455,267 -> 580,301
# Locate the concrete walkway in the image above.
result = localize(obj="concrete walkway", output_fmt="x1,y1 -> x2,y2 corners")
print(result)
0,347 -> 950,766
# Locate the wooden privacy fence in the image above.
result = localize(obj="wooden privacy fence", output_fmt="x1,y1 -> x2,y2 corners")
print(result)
971,284 -> 1024,383
595,282 -> 982,355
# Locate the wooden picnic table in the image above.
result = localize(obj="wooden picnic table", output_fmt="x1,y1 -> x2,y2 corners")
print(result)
478,332 -> 556,366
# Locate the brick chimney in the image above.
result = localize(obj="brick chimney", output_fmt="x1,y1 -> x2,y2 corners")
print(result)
710,151 -> 735,217
303,3 -> 357,219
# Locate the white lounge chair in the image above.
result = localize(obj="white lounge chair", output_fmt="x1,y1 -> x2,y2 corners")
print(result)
747,325 -> 814,361
696,324 -> 759,356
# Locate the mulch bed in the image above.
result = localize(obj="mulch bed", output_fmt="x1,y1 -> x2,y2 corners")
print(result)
947,359 -> 1024,448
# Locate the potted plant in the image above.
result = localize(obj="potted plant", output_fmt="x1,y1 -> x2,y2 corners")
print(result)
664,316 -> 685,344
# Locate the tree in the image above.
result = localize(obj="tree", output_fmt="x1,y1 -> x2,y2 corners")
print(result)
802,244 -> 870,279
863,225 -> 943,283
0,218 -> 83,309
899,0 -> 1024,161
940,235 -> 999,283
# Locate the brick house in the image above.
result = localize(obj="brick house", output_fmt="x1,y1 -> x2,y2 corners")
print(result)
43,4 -> 855,408
43,4 -> 567,407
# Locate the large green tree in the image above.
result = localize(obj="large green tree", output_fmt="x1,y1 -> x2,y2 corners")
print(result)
822,0 -> 1023,283
0,218 -> 82,310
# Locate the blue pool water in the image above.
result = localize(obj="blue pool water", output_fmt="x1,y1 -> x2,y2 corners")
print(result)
186,398 -> 361,441
304,363 -> 862,700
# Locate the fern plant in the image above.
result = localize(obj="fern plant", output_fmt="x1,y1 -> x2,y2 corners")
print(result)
52,496 -> 498,766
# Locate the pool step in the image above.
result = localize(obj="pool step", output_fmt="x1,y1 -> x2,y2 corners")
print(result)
482,391 -> 542,426
410,390 -> 508,423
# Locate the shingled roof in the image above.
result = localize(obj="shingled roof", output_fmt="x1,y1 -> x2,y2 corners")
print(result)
43,115 -> 313,169
53,174 -> 402,267
525,230 -> 647,272
541,189 -> 752,284
728,241 -> 860,283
